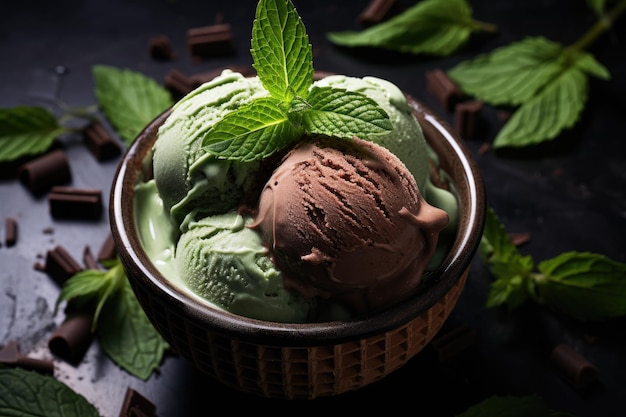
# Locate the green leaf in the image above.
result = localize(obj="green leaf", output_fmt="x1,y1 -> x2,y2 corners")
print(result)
251,0 -> 313,102
456,394 -> 569,417
97,280 -> 169,380
0,367 -> 101,417
299,86 -> 393,139
0,106 -> 67,162
479,206 -> 523,264
486,267 -> 532,310
203,97 -> 301,161
535,252 -> 626,321
92,65 -> 172,145
327,0 -> 494,56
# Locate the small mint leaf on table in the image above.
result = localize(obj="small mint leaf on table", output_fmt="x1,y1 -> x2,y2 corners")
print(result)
0,367 -> 101,416
0,106 -> 67,162
251,0 -> 313,102
300,86 -> 392,138
92,65 -> 172,145
535,252 -> 626,321
327,0 -> 497,56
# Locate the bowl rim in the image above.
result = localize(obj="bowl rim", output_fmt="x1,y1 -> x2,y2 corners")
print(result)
110,94 -> 485,346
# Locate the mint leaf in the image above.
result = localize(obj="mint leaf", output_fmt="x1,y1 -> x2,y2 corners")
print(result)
327,0 -> 496,56
0,367 -> 101,417
456,394 -> 570,417
300,86 -> 392,138
204,97 -> 300,161
92,65 -> 172,145
251,0 -> 313,102
98,279 -> 169,380
535,252 -> 626,321
0,106 -> 67,162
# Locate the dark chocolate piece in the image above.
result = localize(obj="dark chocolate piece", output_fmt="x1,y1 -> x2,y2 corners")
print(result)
426,69 -> 463,112
97,233 -> 117,262
83,121 -> 122,161
118,387 -> 157,417
510,232 -> 531,247
5,217 -> 18,247
48,186 -> 103,220
0,340 -> 20,365
149,35 -> 176,61
358,0 -> 396,26
429,323 -> 476,362
164,69 -> 196,99
187,23 -> 234,60
83,245 -> 99,269
550,344 -> 599,390
313,70 -> 337,81
454,100 -> 483,139
477,142 -> 491,156
16,356 -> 55,374
18,149 -> 72,195
45,245 -> 83,285
48,312 -> 94,364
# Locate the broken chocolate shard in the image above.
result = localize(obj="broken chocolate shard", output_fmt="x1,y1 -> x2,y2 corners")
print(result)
48,312 -> 95,365
45,245 -> 83,285
118,387 -> 157,417
426,69 -> 463,113
550,344 -> 599,390
83,245 -> 99,270
187,23 -> 234,60
164,69 -> 196,100
83,121 -> 122,161
454,100 -> 483,139
48,186 -> 103,220
5,217 -> 18,247
149,34 -> 176,61
0,340 -> 20,365
18,149 -> 72,196
16,356 -> 55,375
98,233 -> 117,262
510,232 -> 531,247
358,0 -> 396,26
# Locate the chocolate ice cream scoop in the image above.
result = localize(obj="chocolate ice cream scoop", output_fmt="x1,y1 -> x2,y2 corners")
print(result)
250,136 -> 449,314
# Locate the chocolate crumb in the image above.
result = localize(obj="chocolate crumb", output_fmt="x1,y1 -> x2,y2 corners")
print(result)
44,245 -> 83,285
477,142 -> 491,156
550,344 -> 599,390
43,226 -> 54,234
48,312 -> 95,365
187,23 -> 234,61
426,69 -> 463,113
5,217 -> 18,247
83,121 -> 122,161
358,0 -> 396,26
149,35 -> 176,61
0,340 -> 20,365
18,149 -> 72,196
48,186 -> 103,220
510,232 -> 531,247
98,233 -> 117,262
118,387 -> 157,417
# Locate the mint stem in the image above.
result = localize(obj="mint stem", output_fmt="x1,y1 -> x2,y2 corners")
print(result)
472,19 -> 498,33
569,0 -> 626,52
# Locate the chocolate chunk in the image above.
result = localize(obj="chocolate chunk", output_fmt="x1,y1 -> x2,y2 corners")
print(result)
187,23 -> 234,60
48,312 -> 95,364
18,149 -> 72,196
118,387 -> 157,417
430,323 -> 476,362
149,34 -> 176,61
454,100 -> 483,139
16,357 -> 54,375
48,186 -> 103,220
510,232 -> 531,247
5,217 -> 18,247
426,69 -> 463,112
358,0 -> 396,26
0,340 -> 20,365
550,344 -> 599,390
164,69 -> 196,99
83,121 -> 122,161
97,233 -> 117,262
44,245 -> 83,285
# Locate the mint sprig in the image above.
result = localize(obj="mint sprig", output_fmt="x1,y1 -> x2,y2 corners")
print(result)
202,0 -> 392,161
56,260 -> 169,380
327,0 -> 497,56
480,206 -> 626,321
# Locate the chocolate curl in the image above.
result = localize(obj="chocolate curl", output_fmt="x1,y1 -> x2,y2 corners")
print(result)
48,312 -> 95,364
118,387 -> 157,417
426,69 -> 464,112
550,344 -> 599,390
187,23 -> 234,61
44,245 -> 83,285
358,0 -> 396,26
48,186 -> 103,220
83,121 -> 122,162
5,217 -> 18,247
18,149 -> 72,195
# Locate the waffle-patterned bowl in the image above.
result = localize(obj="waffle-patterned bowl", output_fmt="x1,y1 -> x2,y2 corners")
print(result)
110,94 -> 485,399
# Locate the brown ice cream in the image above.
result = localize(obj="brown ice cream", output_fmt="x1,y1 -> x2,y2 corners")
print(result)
250,136 -> 449,314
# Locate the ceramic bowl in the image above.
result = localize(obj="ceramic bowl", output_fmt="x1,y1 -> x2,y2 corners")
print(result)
110,93 -> 485,399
